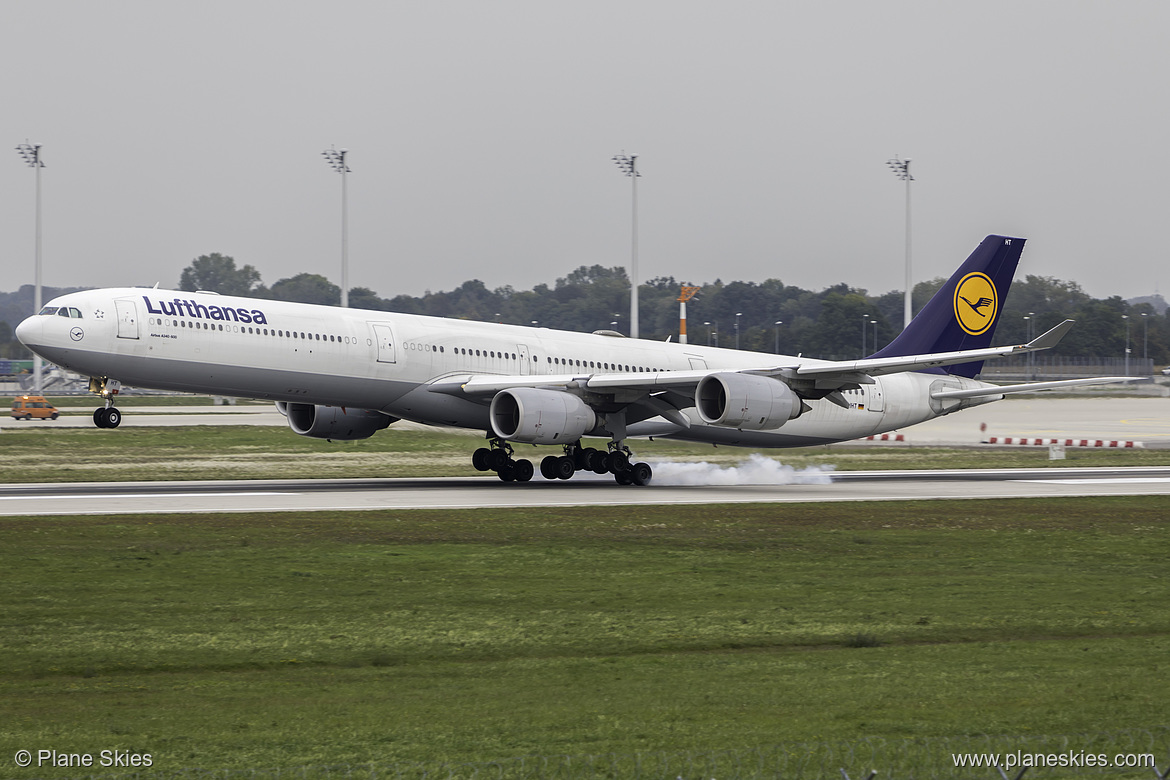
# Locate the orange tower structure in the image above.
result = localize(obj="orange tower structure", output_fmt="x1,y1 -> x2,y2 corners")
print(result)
677,285 -> 701,344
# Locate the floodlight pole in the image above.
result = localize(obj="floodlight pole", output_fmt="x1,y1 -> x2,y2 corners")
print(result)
612,152 -> 640,338
887,156 -> 914,330
1122,314 -> 1130,375
774,321 -> 783,354
1141,312 -> 1148,363
16,142 -> 44,394
322,147 -> 351,307
861,313 -> 869,356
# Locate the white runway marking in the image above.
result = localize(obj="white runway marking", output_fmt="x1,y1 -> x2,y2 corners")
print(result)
1016,477 -> 1170,485
0,491 -> 296,501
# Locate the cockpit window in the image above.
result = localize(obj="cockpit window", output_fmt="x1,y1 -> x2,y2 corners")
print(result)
69,308 -> 82,318
38,306 -> 59,316
58,308 -> 71,317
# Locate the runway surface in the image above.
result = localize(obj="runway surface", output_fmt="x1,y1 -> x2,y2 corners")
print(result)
4,467 -> 1170,516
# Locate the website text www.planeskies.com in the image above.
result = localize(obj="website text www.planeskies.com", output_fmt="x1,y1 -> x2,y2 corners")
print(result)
954,750 -> 1157,771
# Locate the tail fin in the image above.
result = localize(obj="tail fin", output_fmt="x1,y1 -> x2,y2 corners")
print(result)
869,235 -> 1025,378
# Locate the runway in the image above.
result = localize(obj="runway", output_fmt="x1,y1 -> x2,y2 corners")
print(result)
4,466 -> 1170,516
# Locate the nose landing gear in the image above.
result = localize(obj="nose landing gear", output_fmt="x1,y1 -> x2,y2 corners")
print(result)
89,376 -> 123,429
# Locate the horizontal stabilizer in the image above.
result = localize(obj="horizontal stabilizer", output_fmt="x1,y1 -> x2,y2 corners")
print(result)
931,376 -> 1144,400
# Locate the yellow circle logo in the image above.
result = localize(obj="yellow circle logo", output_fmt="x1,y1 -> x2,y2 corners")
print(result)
953,272 -> 998,335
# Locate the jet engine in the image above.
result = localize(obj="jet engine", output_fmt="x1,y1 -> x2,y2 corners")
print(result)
489,387 -> 597,444
276,402 -> 394,441
695,372 -> 802,430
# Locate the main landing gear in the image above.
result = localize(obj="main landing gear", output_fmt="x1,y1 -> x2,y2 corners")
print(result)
472,438 -> 535,483
473,439 -> 653,486
88,376 -> 123,429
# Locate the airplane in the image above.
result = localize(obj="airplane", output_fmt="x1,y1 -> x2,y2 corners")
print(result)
15,235 -> 1131,486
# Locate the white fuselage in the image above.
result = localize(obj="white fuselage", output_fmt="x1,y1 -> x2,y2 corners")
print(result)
17,288 -> 995,448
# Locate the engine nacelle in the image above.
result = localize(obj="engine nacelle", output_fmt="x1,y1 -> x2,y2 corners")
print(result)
489,387 -> 597,444
276,402 -> 394,441
695,372 -> 802,430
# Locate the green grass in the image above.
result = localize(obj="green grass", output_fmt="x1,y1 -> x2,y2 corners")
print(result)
0,498 -> 1167,775
2,425 -> 1169,483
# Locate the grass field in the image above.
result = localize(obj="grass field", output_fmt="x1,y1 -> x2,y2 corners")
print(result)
1,498 -> 1167,777
3,424 -> 1170,483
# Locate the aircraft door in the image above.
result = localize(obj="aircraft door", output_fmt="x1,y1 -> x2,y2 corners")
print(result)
115,298 -> 139,339
517,344 -> 531,375
688,356 -> 708,370
865,381 -> 885,412
370,323 -> 397,363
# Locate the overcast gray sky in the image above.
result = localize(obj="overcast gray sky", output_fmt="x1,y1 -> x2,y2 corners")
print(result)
3,1 -> 1167,303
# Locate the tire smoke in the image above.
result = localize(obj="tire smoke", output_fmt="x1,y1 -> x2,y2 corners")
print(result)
646,453 -> 834,486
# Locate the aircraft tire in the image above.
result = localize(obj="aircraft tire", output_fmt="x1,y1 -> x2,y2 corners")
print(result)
608,451 -> 630,472
631,462 -> 653,486
472,448 -> 492,471
614,470 -> 633,485
576,447 -> 597,471
513,459 -> 534,482
488,448 -> 510,471
592,453 -> 610,474
555,456 -> 576,480
540,456 -> 559,479
106,408 -> 122,428
93,408 -> 109,428
498,463 -> 516,482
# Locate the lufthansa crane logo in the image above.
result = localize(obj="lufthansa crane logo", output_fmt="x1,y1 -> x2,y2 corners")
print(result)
953,272 -> 998,335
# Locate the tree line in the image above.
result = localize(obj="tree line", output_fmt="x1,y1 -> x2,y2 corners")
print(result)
1,252 -> 1167,365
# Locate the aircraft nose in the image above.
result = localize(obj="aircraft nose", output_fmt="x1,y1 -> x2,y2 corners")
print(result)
15,315 -> 42,347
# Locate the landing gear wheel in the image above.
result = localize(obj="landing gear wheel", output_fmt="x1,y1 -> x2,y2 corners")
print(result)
488,449 -> 511,471
540,456 -> 560,480
592,453 -> 610,475
497,463 -> 516,482
608,450 -> 630,472
614,470 -> 634,485
554,456 -> 576,480
630,462 -> 653,486
575,447 -> 598,471
512,459 -> 534,482
93,407 -> 121,428
472,448 -> 492,472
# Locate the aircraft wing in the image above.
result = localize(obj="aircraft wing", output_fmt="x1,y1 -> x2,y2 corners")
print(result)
427,369 -> 714,398
428,320 -> 1081,400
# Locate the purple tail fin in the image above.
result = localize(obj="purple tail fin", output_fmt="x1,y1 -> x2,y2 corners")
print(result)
869,235 -> 1025,378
